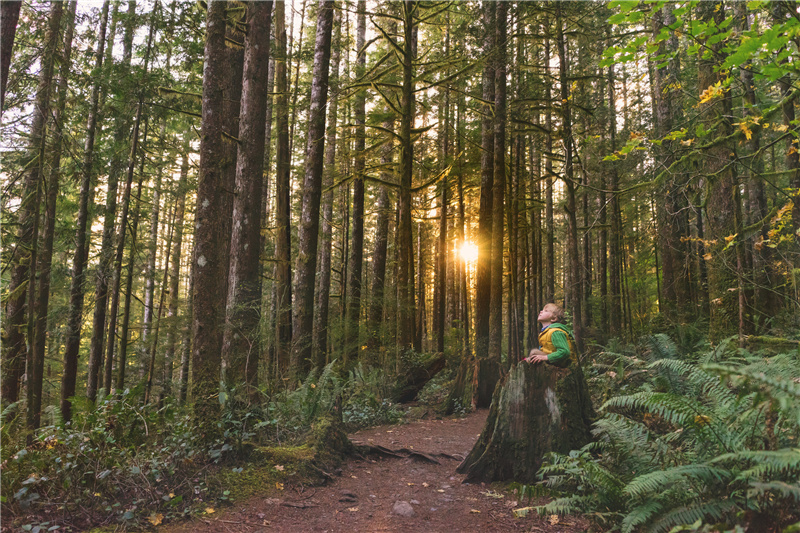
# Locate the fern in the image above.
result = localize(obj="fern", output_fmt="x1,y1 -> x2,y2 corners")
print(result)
621,499 -> 662,533
624,464 -> 731,500
713,449 -> 800,479
646,499 -> 737,533
747,481 -> 800,502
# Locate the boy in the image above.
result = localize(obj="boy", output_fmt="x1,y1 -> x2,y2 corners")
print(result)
524,303 -> 577,368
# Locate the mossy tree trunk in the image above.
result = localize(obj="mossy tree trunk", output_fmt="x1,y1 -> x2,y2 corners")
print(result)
458,362 -> 594,483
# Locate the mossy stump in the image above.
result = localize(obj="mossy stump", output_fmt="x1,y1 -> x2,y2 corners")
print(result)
457,361 -> 594,483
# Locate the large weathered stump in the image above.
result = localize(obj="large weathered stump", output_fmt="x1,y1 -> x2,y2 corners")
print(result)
457,361 -> 594,483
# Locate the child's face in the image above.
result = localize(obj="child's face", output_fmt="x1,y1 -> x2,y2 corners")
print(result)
538,305 -> 557,324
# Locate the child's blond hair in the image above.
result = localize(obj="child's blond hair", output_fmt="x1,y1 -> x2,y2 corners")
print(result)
545,303 -> 565,323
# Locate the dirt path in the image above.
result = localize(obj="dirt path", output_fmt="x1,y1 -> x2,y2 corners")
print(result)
163,410 -> 587,533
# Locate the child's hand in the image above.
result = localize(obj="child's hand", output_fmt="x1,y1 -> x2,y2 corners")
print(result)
527,354 -> 549,364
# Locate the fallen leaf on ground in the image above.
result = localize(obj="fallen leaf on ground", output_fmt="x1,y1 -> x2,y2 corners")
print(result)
513,507 -> 534,518
274,464 -> 285,471
422,482 -> 429,487
148,513 -> 164,526
347,507 -> 359,512
549,514 -> 560,525
275,482 -> 284,490
205,507 -> 215,515
470,509 -> 481,513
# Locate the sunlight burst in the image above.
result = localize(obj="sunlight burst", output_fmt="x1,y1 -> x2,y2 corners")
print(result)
458,241 -> 479,263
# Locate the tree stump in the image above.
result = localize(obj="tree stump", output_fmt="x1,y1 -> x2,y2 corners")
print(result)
457,361 -> 594,483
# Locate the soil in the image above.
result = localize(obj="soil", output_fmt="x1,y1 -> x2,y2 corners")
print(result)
162,409 -> 588,533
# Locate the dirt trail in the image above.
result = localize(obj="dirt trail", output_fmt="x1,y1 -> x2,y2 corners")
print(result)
162,410 -> 587,532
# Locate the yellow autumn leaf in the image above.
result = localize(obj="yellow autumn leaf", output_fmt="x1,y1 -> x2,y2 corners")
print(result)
699,81 -> 724,104
470,509 -> 481,513
169,493 -> 175,499
148,513 -> 164,526
694,415 -> 711,426
205,507 -> 215,514
549,514 -> 561,525
513,507 -> 534,518
347,507 -> 359,512
775,124 -> 789,132
736,121 -> 753,140
724,234 -> 736,243
275,482 -> 284,490
703,253 -> 713,261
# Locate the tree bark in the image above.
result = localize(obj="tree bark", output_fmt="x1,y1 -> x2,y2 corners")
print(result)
103,15 -> 156,395
29,1 -> 76,429
0,0 -> 61,410
457,361 -> 594,483
274,0 -> 293,378
313,9 -> 342,368
162,148 -> 190,397
475,0 -> 496,408
0,0 -> 21,112
344,0 -> 367,366
87,1 -> 136,403
698,1 -> 738,342
192,0 -> 228,440
397,1 -> 417,350
488,1 -> 506,367
556,4 -> 584,352
290,0 -> 334,379
60,0 -> 110,421
222,0 -> 273,396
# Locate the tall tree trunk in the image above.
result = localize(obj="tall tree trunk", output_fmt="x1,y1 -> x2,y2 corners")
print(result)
0,0 -> 61,410
397,0 -> 417,350
556,4 -> 584,352
60,0 -> 110,421
117,139 -> 149,394
274,0 -> 293,378
488,0 -> 506,367
28,1 -> 76,429
606,31 -> 623,337
544,37 -> 555,304
162,149 -> 190,398
0,0 -> 21,112
103,15 -> 156,395
313,10 -> 341,368
474,0 -> 496,408
368,111 -> 394,353
698,1 -> 738,342
345,0 -> 367,366
290,0 -> 334,379
192,0 -> 228,440
652,3 -> 690,325
141,6 -> 175,375
222,0 -> 273,396
87,1 -> 136,403
734,2 -> 771,328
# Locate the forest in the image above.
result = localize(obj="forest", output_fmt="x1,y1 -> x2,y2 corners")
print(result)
1,0 -> 800,531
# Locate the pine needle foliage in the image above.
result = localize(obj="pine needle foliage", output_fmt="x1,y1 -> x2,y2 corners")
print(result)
534,335 -> 800,531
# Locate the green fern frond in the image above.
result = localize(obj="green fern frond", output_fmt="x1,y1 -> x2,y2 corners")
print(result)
534,495 -> 595,516
621,499 -> 662,533
647,499 -> 737,533
602,392 -> 706,427
649,359 -> 736,405
624,464 -> 730,500
646,334 -> 680,361
747,481 -> 800,502
713,449 -> 800,479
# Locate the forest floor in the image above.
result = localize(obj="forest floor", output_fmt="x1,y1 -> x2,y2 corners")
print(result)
161,409 -> 588,533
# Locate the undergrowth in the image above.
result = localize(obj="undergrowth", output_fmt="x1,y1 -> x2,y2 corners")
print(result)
525,334 -> 800,532
0,360 -> 405,531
